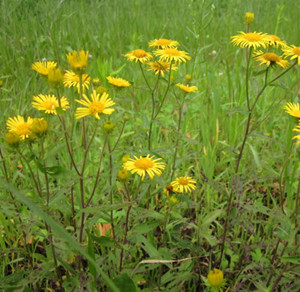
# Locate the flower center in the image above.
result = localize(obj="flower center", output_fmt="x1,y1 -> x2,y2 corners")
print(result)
133,49 -> 147,58
17,123 -> 31,136
293,47 -> 300,56
156,39 -> 171,46
44,101 -> 58,110
178,177 -> 189,185
263,53 -> 280,62
165,48 -> 180,56
244,33 -> 263,42
89,102 -> 104,114
134,158 -> 154,170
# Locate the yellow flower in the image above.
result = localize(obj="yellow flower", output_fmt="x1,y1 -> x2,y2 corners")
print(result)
31,118 -> 48,136
148,38 -> 179,48
123,154 -> 166,180
75,90 -> 115,119
163,185 -> 174,196
284,102 -> 300,118
176,83 -> 198,93
171,176 -> 196,193
32,94 -> 69,114
63,70 -> 91,93
267,34 -> 287,48
244,12 -> 254,24
92,78 -> 101,86
5,132 -> 20,146
6,116 -> 33,140
47,67 -> 63,86
146,61 -> 177,77
106,76 -> 131,88
253,51 -> 289,68
154,48 -> 191,64
207,268 -> 224,287
125,49 -> 152,63
32,61 -> 57,76
118,169 -> 129,181
231,31 -> 269,49
66,50 -> 89,71
282,45 -> 300,65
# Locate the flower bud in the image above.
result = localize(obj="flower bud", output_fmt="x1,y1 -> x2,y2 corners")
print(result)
102,120 -> 115,133
185,74 -> 192,83
123,113 -> 130,121
5,132 -> 20,146
244,12 -> 254,24
93,78 -> 101,86
122,154 -> 131,163
118,168 -> 129,180
96,86 -> 107,96
0,80 -> 3,87
48,67 -> 63,87
207,268 -> 224,287
31,118 -> 48,137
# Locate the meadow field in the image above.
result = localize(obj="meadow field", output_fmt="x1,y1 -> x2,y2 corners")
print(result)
0,0 -> 300,291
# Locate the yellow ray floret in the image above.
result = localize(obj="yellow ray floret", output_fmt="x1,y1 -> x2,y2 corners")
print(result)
75,90 -> 115,119
123,154 -> 166,180
32,61 -> 57,76
6,115 -> 33,140
176,83 -> 198,93
266,34 -> 287,48
106,76 -> 131,88
170,176 -> 196,193
154,48 -> 191,64
146,61 -> 177,77
282,45 -> 300,66
231,31 -> 269,49
32,94 -> 69,114
284,102 -> 300,118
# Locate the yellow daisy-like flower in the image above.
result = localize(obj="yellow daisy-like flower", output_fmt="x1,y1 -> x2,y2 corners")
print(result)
176,83 -> 198,93
148,38 -> 179,48
146,61 -> 177,77
253,51 -> 289,68
231,31 -> 269,49
154,48 -> 191,64
125,49 -> 152,64
32,61 -> 57,76
66,50 -> 89,71
171,176 -> 196,193
123,154 -> 166,180
32,94 -> 69,114
207,269 -> 224,287
63,70 -> 91,93
106,76 -> 131,88
282,45 -> 300,65
284,102 -> 300,118
75,90 -> 115,119
6,115 -> 33,140
267,34 -> 287,48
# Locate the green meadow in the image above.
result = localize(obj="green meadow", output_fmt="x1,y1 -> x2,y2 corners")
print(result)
0,0 -> 300,291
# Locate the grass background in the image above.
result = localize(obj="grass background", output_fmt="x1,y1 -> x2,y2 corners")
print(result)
0,0 -> 300,291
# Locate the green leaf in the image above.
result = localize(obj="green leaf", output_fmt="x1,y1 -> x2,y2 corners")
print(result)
112,273 -> 136,292
281,255 -> 300,264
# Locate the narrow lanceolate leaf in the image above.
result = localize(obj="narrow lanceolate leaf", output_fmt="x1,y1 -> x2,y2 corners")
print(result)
1,179 -> 120,292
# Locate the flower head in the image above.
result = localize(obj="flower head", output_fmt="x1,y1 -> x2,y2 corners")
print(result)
66,50 -> 89,71
244,12 -> 254,24
125,49 -> 152,63
32,94 -> 69,114
171,176 -> 196,193
146,61 -> 177,77
267,35 -> 286,48
5,132 -> 21,146
75,90 -> 115,119
6,116 -> 33,140
282,45 -> 300,65
149,38 -> 179,48
32,61 -> 57,76
47,67 -> 63,86
63,70 -> 90,93
154,48 -> 191,64
106,76 -> 131,88
123,154 -> 166,180
253,51 -> 289,68
118,169 -> 129,181
207,268 -> 224,287
176,83 -> 198,93
231,31 -> 269,49
284,102 -> 300,118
